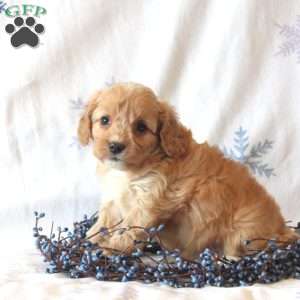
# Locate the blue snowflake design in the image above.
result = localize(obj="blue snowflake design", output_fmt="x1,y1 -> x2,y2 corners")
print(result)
69,77 -> 117,113
69,97 -> 85,111
69,98 -> 85,150
105,76 -> 117,87
222,127 -> 275,178
68,136 -> 83,150
276,16 -> 300,63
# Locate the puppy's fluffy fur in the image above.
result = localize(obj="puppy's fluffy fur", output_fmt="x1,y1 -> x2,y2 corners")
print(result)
78,82 -> 297,259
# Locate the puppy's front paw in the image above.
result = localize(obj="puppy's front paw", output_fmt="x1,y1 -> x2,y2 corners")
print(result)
87,232 -> 102,245
86,224 -> 109,244
101,248 -> 113,257
105,233 -> 135,255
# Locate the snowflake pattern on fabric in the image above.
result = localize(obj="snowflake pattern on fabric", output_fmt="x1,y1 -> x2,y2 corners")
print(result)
222,127 -> 275,178
68,136 -> 83,149
69,97 -> 85,111
105,76 -> 117,87
276,16 -> 300,63
69,98 -> 85,150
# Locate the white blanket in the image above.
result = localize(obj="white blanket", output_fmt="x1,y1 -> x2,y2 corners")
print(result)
1,0 -> 300,299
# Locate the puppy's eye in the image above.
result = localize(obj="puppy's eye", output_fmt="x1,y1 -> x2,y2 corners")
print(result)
100,115 -> 110,126
136,120 -> 147,133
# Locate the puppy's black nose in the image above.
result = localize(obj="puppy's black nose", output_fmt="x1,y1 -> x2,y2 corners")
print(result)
108,142 -> 126,155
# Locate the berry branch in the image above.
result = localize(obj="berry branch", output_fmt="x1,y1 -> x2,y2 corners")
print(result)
33,212 -> 300,287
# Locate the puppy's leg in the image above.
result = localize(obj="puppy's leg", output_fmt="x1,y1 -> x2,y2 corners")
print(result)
86,200 -> 121,244
104,206 -> 168,254
223,205 -> 299,257
224,228 -> 299,257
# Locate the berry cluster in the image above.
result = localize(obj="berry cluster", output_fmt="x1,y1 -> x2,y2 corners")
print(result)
33,212 -> 300,288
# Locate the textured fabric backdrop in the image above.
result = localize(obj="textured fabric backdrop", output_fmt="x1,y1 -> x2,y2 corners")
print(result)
1,0 -> 300,299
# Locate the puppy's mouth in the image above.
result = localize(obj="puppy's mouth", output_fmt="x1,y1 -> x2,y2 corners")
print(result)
105,155 -> 126,170
108,154 -> 125,162
110,156 -> 121,162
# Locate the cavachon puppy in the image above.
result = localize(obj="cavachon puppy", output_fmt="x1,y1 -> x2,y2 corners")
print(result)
78,82 -> 298,259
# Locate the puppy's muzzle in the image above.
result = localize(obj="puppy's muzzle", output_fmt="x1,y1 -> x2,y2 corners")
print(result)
108,142 -> 126,155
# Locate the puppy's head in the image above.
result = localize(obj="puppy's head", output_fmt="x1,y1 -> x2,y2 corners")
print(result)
78,83 -> 191,170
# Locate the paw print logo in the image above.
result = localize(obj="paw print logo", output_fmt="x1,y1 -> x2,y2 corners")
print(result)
5,16 -> 45,48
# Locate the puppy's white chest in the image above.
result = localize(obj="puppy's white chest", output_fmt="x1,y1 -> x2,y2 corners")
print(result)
99,164 -> 167,214
100,169 -> 130,205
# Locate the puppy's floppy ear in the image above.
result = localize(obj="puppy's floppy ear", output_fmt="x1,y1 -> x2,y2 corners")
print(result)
158,101 -> 192,158
77,91 -> 101,145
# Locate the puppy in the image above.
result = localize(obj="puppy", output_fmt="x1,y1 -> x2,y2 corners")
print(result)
78,82 -> 297,259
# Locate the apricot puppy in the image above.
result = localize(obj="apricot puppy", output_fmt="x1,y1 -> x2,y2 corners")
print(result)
78,82 -> 297,259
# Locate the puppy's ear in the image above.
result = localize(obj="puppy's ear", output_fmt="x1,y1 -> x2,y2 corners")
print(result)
77,91 -> 101,145
158,101 -> 192,158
